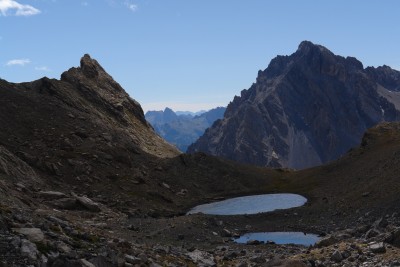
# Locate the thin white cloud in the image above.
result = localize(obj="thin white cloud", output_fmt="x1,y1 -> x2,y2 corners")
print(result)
124,1 -> 137,12
35,66 -> 51,71
0,0 -> 40,16
6,58 -> 31,66
81,1 -> 88,6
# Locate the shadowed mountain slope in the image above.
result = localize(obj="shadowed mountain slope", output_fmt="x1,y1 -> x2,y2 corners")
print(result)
0,55 -> 274,216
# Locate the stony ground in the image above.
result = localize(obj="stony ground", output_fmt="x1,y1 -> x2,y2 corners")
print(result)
2,121 -> 400,266
2,187 -> 400,267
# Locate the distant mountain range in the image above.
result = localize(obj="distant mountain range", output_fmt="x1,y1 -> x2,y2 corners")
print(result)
145,107 -> 226,152
188,41 -> 400,169
175,110 -> 207,116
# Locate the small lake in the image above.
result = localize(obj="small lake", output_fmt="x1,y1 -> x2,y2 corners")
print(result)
234,232 -> 320,246
187,193 -> 307,215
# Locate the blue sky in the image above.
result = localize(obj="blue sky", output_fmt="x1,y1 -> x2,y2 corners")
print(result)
1,0 -> 400,112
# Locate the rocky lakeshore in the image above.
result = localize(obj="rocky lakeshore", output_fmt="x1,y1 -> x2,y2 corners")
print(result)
2,192 -> 400,267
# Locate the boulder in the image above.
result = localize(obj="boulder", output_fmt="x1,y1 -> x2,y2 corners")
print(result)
125,254 -> 141,264
330,250 -> 343,262
75,195 -> 101,212
80,259 -> 96,267
20,239 -> 39,260
13,228 -> 45,242
56,241 -> 72,254
369,242 -> 386,253
186,249 -> 216,266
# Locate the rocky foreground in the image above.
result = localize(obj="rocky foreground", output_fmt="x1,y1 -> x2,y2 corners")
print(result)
2,192 -> 400,267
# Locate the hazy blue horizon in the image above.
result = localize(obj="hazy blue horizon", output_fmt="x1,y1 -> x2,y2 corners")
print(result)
2,0 -> 400,112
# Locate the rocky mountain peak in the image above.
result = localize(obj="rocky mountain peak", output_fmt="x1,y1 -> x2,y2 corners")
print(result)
164,107 -> 176,115
61,54 -> 120,90
79,53 -> 106,79
297,40 -> 319,52
163,107 -> 178,122
296,40 -> 333,57
261,41 -> 364,82
188,41 -> 400,169
59,54 -> 147,127
296,41 -> 362,67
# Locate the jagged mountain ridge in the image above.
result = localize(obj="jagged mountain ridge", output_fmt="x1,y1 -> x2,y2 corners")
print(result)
145,107 -> 226,152
188,41 -> 400,169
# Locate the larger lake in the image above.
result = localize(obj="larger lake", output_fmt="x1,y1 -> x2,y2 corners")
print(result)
187,193 -> 307,215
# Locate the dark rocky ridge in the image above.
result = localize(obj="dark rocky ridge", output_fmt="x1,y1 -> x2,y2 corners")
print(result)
0,54 -> 189,215
188,41 -> 400,169
1,54 -> 179,159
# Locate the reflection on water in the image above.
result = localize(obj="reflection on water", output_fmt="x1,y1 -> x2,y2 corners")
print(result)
187,193 -> 307,215
234,232 -> 320,246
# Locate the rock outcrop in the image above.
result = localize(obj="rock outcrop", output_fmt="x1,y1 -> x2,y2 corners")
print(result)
188,41 -> 400,169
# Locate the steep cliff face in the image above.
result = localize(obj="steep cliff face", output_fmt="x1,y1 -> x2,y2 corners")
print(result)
188,41 -> 400,169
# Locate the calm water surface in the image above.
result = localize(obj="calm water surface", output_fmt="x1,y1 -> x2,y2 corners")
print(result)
234,232 -> 320,246
187,193 -> 307,215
